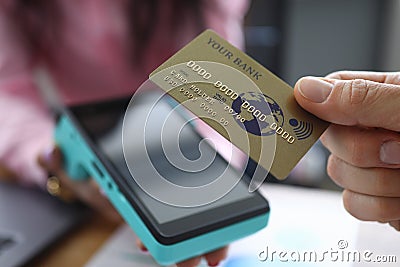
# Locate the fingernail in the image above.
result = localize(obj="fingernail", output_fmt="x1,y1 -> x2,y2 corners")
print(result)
208,262 -> 220,267
380,141 -> 400,164
298,77 -> 333,103
42,146 -> 56,165
140,246 -> 148,252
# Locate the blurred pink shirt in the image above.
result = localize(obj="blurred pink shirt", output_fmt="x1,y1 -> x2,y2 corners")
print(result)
0,0 -> 249,187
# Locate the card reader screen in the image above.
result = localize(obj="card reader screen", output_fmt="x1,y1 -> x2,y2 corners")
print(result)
72,91 -> 260,225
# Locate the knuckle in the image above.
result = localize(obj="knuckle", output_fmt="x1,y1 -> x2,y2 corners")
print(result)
373,170 -> 398,197
348,134 -> 366,166
326,71 -> 343,79
342,190 -> 357,216
327,156 -> 343,186
319,130 -> 331,150
326,70 -> 349,79
385,72 -> 400,85
348,79 -> 370,105
319,125 -> 338,153
376,198 -> 392,221
374,171 -> 389,195
337,79 -> 379,121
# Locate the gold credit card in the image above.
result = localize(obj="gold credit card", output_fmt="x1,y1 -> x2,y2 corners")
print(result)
149,30 -> 329,190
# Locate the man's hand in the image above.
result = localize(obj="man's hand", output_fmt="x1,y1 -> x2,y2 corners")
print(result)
294,71 -> 400,230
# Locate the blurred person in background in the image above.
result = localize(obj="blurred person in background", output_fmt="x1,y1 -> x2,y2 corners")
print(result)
0,0 -> 249,266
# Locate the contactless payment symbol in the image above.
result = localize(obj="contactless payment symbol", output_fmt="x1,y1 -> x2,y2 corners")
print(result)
289,118 -> 313,140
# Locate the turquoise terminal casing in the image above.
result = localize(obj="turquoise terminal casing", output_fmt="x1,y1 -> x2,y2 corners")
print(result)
55,113 -> 270,265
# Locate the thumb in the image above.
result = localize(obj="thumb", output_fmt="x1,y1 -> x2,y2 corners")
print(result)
294,76 -> 400,131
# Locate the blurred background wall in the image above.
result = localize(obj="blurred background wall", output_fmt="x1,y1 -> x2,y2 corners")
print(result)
381,0 -> 400,71
244,0 -> 400,189
245,0 -> 400,84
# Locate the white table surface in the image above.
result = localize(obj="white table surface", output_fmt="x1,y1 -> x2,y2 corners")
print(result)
86,184 -> 400,267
